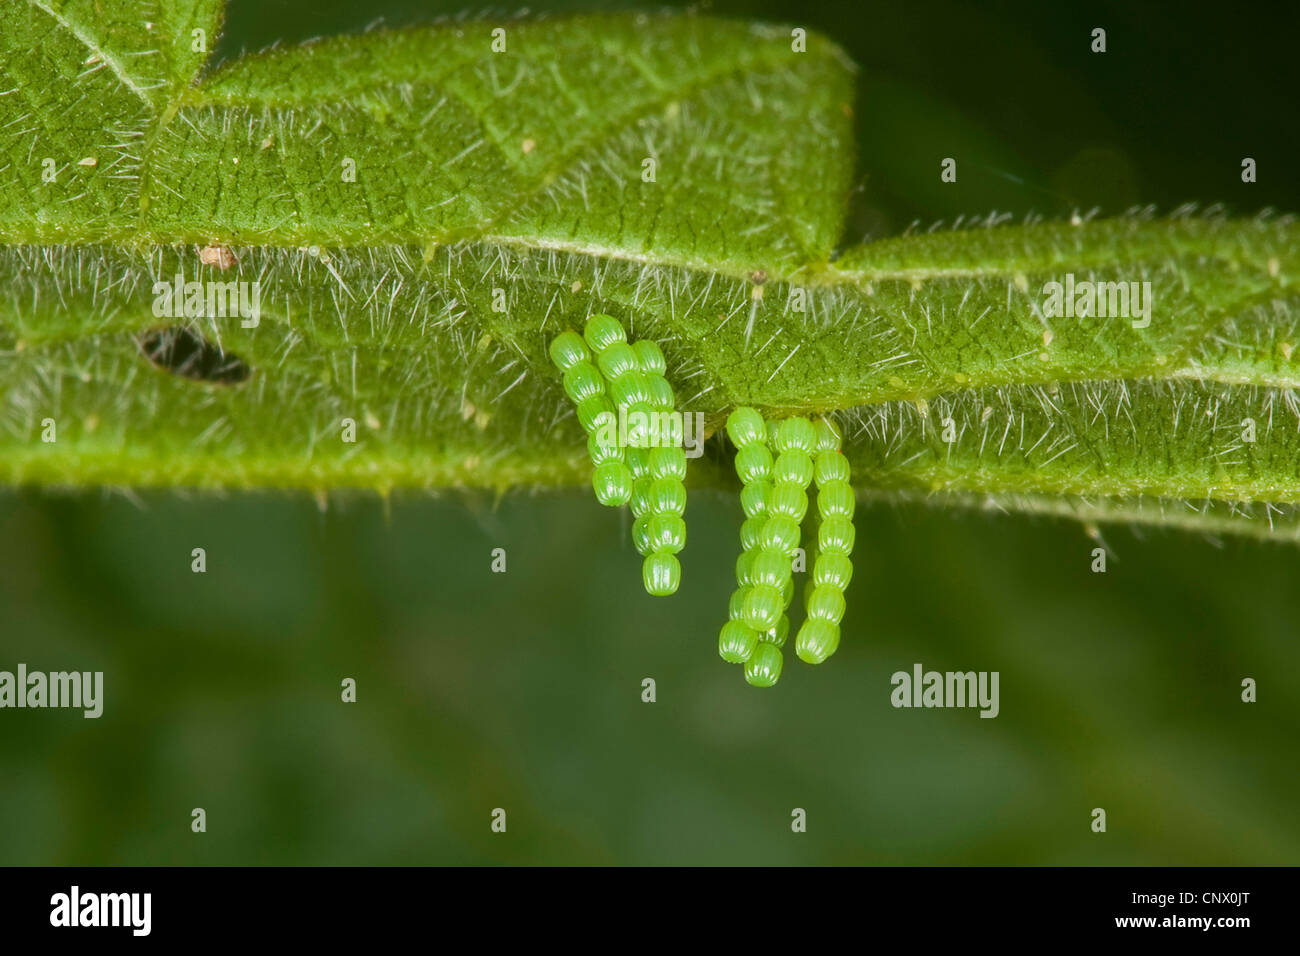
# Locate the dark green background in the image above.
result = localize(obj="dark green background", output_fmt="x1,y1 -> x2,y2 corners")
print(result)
1,0 -> 1296,865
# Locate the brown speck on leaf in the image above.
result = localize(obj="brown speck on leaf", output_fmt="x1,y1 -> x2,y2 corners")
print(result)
522,138 -> 536,154
199,245 -> 237,270
750,269 -> 768,285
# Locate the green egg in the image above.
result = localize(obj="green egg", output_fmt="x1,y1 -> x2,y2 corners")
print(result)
646,375 -> 675,410
812,553 -> 854,590
641,404 -> 669,447
806,583 -> 847,624
773,449 -> 813,486
650,446 -> 687,481
597,342 -> 639,380
548,331 -> 589,371
743,583 -> 783,631
563,361 -> 605,403
735,443 -> 774,483
625,446 -> 653,479
632,339 -> 667,375
795,620 -> 840,665
648,477 -> 686,516
584,314 -> 627,352
646,514 -> 686,553
751,548 -> 789,588
634,373 -> 658,407
760,615 -> 789,648
591,460 -> 632,507
728,587 -> 749,621
576,395 -> 616,433
725,407 -> 766,448
735,550 -> 757,586
587,430 -> 622,466
759,516 -> 801,556
818,516 -> 856,556
814,417 -> 842,453
775,417 -> 817,454
657,412 -> 685,449
630,477 -> 655,517
817,479 -> 856,519
719,619 -> 759,663
632,515 -> 653,555
608,370 -> 649,407
642,552 -> 681,596
744,642 -> 784,687
624,401 -> 657,447
740,516 -> 766,551
814,450 -> 851,485
740,480 -> 772,518
769,483 -> 808,522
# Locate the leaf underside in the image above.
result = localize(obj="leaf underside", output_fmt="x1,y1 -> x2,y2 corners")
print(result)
2,1 -> 1299,540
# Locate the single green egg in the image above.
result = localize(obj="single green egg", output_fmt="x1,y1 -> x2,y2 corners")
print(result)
725,406 -> 766,448
548,331 -> 589,371
642,552 -> 681,596
584,314 -> 627,352
744,642 -> 784,687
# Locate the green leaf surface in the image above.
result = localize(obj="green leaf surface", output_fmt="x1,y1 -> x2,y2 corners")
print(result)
2,1 -> 1299,540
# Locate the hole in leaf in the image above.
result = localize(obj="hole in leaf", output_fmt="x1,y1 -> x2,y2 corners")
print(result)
136,326 -> 251,385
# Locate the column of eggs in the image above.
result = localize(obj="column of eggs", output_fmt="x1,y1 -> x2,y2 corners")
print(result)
622,336 -> 687,597
552,315 -> 687,597
717,411 -> 813,686
547,329 -> 631,506
796,419 -> 855,664
718,406 -> 775,675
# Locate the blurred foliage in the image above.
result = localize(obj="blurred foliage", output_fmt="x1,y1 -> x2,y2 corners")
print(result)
1,0 -> 1298,865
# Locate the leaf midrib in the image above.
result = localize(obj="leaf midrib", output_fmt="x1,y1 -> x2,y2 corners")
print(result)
30,0 -> 156,104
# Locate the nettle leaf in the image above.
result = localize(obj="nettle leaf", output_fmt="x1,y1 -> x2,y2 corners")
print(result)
2,1 -> 1299,540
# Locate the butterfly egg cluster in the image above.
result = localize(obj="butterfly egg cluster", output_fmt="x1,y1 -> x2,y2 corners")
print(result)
796,419 -> 854,664
549,315 -> 686,596
719,408 -> 854,687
